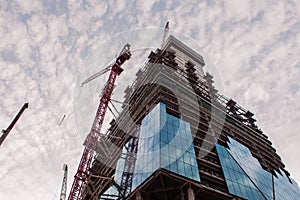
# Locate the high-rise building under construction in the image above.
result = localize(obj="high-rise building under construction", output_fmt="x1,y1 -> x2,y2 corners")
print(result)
81,35 -> 300,200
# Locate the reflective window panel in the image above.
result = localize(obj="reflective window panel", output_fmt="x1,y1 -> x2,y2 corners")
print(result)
216,137 -> 300,200
226,137 -> 273,199
274,169 -> 300,200
216,144 -> 266,200
100,185 -> 119,200
132,102 -> 200,190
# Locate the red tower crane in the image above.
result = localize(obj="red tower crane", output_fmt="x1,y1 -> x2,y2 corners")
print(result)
68,44 -> 131,200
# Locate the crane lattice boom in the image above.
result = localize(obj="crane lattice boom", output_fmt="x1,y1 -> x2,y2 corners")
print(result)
81,66 -> 111,87
68,44 -> 131,200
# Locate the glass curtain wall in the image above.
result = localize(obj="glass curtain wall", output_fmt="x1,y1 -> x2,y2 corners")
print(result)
132,102 -> 200,189
216,137 -> 300,200
100,102 -> 200,199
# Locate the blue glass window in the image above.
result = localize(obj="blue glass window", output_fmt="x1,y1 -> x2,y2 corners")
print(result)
216,137 -> 300,200
131,102 -> 200,190
216,144 -> 266,199
274,169 -> 300,200
100,185 -> 119,200
226,137 -> 273,199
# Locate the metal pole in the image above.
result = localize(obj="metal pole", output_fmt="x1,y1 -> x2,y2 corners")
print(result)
0,102 -> 29,146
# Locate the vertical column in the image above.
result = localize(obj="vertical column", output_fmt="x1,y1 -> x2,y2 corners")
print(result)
187,186 -> 195,200
180,189 -> 185,200
272,175 -> 275,200
136,190 -> 142,200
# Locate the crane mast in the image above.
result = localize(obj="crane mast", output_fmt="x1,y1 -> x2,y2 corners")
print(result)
68,44 -> 131,200
60,164 -> 68,200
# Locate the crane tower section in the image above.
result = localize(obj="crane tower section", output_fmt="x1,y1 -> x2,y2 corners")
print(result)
60,164 -> 68,200
68,44 -> 131,200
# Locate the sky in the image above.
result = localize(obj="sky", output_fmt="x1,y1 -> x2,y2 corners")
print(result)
0,0 -> 299,199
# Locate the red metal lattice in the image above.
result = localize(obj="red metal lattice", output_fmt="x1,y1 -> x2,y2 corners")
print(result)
68,45 -> 131,200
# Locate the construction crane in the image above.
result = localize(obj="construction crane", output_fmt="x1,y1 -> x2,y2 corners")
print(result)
0,102 -> 29,146
68,44 -> 131,200
60,164 -> 68,200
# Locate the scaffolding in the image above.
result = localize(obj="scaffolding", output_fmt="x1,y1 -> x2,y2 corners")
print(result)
82,36 -> 289,199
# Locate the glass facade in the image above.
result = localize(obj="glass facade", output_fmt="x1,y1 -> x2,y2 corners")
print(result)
216,143 -> 267,200
100,144 -> 128,199
101,103 -> 300,200
101,102 -> 200,198
216,137 -> 300,200
100,185 -> 119,199
274,169 -> 300,200
227,137 -> 273,199
132,102 -> 200,189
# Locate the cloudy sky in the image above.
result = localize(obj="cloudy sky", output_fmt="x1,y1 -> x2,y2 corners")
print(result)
0,0 -> 299,199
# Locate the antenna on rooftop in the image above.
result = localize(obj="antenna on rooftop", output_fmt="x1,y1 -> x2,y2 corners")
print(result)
161,21 -> 169,48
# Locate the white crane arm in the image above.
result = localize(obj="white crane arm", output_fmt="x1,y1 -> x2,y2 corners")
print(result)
81,44 -> 131,87
81,66 -> 111,87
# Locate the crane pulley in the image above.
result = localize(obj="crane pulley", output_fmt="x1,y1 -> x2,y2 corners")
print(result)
68,44 -> 131,200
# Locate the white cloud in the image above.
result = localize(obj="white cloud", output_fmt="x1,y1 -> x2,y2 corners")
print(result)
27,16 -> 48,44
135,0 -> 156,12
0,0 -> 299,199
14,0 -> 42,13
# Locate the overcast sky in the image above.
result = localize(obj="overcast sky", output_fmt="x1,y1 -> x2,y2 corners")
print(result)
0,0 -> 299,199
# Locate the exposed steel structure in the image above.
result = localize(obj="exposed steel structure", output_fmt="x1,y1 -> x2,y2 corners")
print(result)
68,44 -> 131,200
